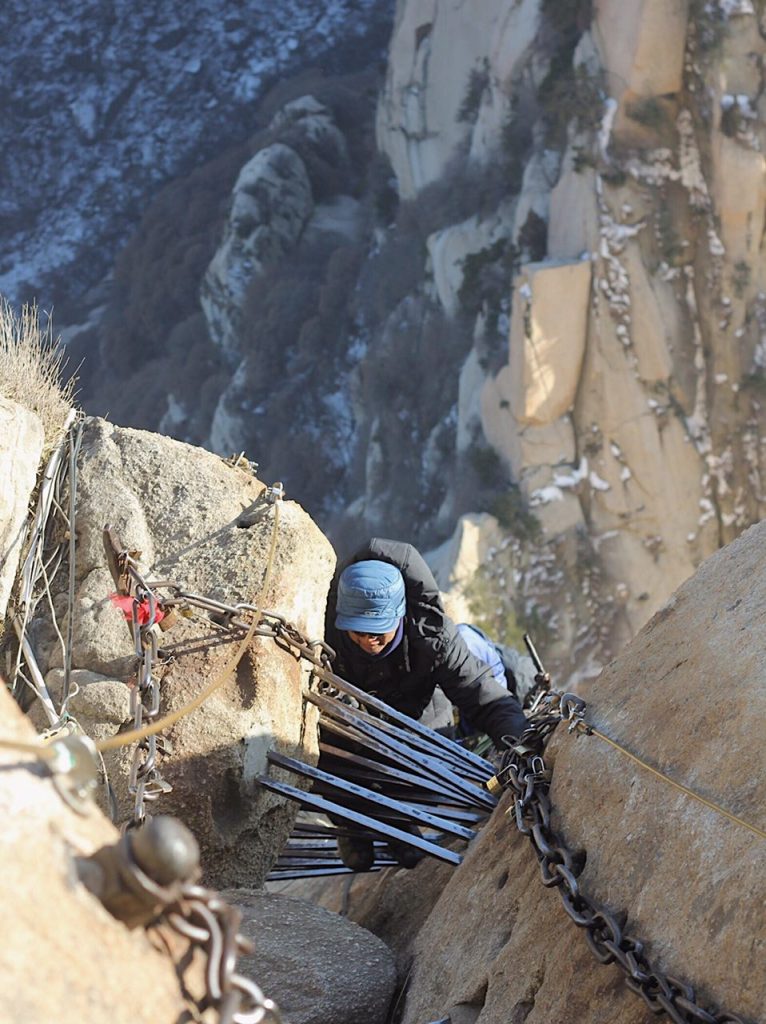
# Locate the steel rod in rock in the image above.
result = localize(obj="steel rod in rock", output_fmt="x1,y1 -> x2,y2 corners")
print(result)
314,666 -> 495,775
313,694 -> 495,806
317,696 -> 491,790
268,751 -> 477,840
267,866 -> 387,880
346,702 -> 490,784
309,692 -> 497,810
319,717 -> 476,803
256,776 -> 463,865
318,740 -> 487,809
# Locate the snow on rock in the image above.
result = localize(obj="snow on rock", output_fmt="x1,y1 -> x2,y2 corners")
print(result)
0,0 -> 394,304
201,143 -> 314,357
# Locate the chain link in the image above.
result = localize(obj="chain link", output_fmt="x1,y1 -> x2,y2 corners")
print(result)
103,529 -> 294,1023
495,693 -> 751,1024
112,552 -> 173,826
167,885 -> 282,1024
102,530 -> 338,830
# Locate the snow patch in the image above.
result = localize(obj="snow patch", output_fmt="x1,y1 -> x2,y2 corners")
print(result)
589,471 -> 611,492
716,0 -> 755,15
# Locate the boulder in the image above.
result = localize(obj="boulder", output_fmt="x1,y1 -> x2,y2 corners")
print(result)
201,142 -> 313,355
709,133 -> 766,265
0,397 -> 44,619
426,512 -> 504,623
209,357 -> 249,456
574,303 -> 717,630
511,149 -> 558,242
38,418 -> 335,887
468,0 -> 540,166
481,367 -> 577,477
305,195 -> 363,244
427,215 -> 509,319
270,858 -> 456,980
0,683 -> 188,1024
547,151 -> 599,261
399,521 -> 766,1023
226,890 -> 398,1024
200,95 -> 350,359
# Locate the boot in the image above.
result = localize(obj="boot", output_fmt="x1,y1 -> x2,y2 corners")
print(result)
385,822 -> 425,869
385,838 -> 425,869
337,834 -> 375,872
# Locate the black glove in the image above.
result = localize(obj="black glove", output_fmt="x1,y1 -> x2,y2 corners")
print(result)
498,729 -> 545,758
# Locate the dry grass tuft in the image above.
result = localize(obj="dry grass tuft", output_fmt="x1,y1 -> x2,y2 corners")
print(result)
0,297 -> 77,456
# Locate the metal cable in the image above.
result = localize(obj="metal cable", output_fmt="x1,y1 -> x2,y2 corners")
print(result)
10,411 -> 77,723
0,737 -> 57,758
574,721 -> 766,841
62,417 -> 83,712
495,694 -> 753,1024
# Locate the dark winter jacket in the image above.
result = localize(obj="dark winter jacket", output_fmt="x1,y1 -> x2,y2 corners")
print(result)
325,538 -> 528,746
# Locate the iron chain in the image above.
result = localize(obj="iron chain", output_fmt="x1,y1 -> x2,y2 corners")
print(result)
496,693 -> 751,1024
119,557 -> 174,826
103,534 -> 336,1024
167,885 -> 282,1024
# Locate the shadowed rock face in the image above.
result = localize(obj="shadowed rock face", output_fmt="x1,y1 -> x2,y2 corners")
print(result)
0,0 -> 395,306
398,521 -> 766,1023
35,417 -> 335,886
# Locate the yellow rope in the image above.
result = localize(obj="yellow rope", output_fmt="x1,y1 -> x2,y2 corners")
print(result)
0,737 -> 57,760
97,502 -> 281,753
575,721 -> 766,841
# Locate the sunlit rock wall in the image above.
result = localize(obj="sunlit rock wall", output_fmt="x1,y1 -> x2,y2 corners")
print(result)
380,0 -> 766,681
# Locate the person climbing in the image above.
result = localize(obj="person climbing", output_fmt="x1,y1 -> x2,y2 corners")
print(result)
323,537 -> 532,870
453,622 -> 540,739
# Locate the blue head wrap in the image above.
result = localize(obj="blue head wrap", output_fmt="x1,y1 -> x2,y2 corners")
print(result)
335,560 -> 406,633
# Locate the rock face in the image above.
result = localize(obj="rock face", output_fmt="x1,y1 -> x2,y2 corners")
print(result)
593,0 -> 689,105
381,0 -> 766,685
0,397 -> 44,619
191,0 -> 766,691
0,683 -> 189,1024
37,417 -> 335,886
0,0 -> 394,305
201,136 -> 314,358
376,0 -> 541,197
227,890 -> 398,1024
399,521 -> 766,1024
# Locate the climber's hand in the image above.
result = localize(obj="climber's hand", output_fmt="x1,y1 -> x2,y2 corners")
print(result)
499,729 -> 545,758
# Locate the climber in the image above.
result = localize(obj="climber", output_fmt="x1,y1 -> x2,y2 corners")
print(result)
453,622 -> 540,738
324,537 -> 532,871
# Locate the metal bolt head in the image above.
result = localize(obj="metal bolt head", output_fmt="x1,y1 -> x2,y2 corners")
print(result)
130,815 -> 200,886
